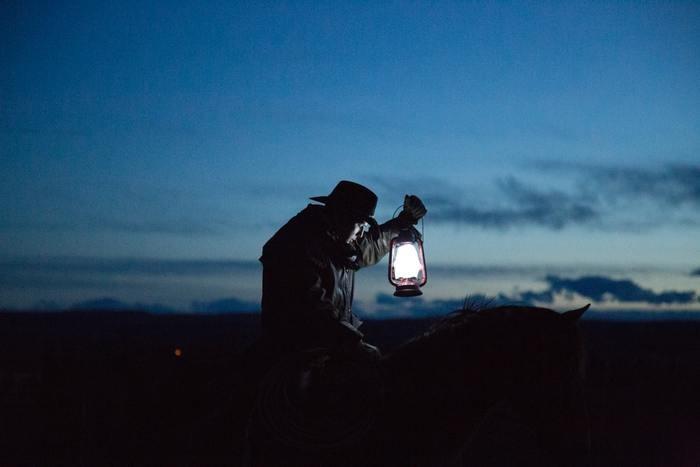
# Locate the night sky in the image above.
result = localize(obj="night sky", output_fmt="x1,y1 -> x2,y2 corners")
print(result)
2,1 -> 699,315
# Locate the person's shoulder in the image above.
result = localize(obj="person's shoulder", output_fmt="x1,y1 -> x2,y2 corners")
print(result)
271,205 -> 325,240
295,204 -> 326,223
261,205 -> 329,263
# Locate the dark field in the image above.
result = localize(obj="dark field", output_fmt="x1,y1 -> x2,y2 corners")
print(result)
1,311 -> 699,466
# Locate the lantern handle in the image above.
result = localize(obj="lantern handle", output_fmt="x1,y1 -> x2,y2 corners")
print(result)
391,204 -> 425,240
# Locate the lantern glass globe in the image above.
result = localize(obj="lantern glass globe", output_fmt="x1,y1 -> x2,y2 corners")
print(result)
393,243 -> 422,280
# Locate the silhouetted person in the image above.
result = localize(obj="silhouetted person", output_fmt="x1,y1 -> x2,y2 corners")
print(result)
258,180 -> 426,362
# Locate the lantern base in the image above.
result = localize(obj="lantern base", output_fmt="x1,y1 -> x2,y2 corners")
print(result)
393,285 -> 423,297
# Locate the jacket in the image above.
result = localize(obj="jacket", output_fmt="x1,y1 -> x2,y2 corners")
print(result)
259,204 -> 399,353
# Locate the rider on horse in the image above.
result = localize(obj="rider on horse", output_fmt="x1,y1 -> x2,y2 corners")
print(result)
258,180 -> 427,363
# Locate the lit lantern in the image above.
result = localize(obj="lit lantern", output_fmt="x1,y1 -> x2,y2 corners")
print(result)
388,227 -> 427,297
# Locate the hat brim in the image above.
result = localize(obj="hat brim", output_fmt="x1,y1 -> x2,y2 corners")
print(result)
309,196 -> 374,222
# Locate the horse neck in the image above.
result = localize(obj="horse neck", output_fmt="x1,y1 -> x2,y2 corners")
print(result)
382,326 -> 527,430
455,335 -> 532,408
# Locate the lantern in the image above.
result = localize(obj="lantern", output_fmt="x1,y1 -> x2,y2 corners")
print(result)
388,227 -> 427,297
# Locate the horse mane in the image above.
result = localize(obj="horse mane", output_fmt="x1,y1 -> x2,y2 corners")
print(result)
395,296 -> 490,348
428,296 -> 492,333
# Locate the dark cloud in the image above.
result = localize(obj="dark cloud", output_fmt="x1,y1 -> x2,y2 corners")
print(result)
582,163 -> 700,207
427,264 -> 536,276
369,174 -> 600,230
536,162 -> 700,227
424,263 -> 672,277
364,273 -> 698,314
0,218 -> 230,236
370,162 -> 699,231
18,295 -> 258,313
691,268 -> 700,277
429,177 -> 599,229
0,258 -> 261,306
0,272 -> 118,290
361,275 -> 700,319
516,289 -> 555,304
0,256 -> 259,277
511,275 -> 698,305
69,297 -> 176,313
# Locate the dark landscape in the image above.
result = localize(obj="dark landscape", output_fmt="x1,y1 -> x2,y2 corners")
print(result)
1,310 -> 699,467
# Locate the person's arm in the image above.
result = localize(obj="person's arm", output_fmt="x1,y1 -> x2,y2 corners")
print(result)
302,259 -> 365,345
356,195 -> 428,268
265,251 -> 364,348
354,218 -> 403,267
292,254 -> 384,358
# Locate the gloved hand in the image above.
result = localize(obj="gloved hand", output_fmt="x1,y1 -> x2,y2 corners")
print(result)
335,339 -> 381,363
357,341 -> 382,360
398,194 -> 427,227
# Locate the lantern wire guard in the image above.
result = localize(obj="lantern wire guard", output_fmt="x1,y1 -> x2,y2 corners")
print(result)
389,205 -> 426,297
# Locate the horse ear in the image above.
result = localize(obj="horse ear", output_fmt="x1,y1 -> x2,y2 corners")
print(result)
562,304 -> 590,321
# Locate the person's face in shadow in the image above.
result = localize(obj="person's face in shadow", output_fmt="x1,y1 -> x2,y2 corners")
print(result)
344,221 -> 368,243
328,208 -> 368,244
337,218 -> 368,244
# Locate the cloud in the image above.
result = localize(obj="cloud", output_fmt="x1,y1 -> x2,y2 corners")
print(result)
369,162 -> 700,231
691,268 -> 700,277
428,177 -> 599,229
0,272 -> 119,290
0,256 -> 259,278
368,174 -> 600,229
0,257 -> 262,306
536,161 -> 700,227
580,163 -> 700,207
17,295 -> 258,314
0,217 -> 231,236
69,297 -> 176,313
359,274 -> 700,319
510,275 -> 698,305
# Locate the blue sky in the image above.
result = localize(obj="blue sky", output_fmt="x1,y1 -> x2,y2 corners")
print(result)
2,1 -> 699,314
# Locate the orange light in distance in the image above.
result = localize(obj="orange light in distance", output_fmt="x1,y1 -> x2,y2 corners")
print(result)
174,348 -> 183,358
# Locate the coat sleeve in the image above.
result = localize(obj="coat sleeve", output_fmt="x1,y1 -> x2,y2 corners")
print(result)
355,218 -> 403,268
303,261 -> 365,344
262,250 -> 364,347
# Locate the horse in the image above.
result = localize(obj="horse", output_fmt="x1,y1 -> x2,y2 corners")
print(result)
245,304 -> 591,467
